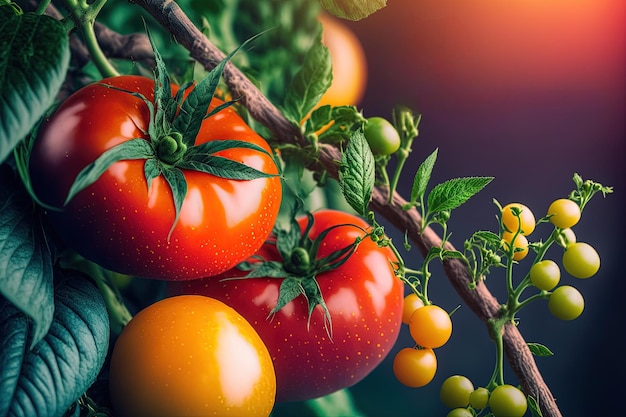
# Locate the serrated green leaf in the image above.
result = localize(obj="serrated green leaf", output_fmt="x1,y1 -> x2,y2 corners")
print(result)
427,176 -> 493,214
411,148 -> 438,203
527,342 -> 554,357
186,139 -> 273,158
339,130 -> 375,216
0,272 -> 109,417
65,139 -> 156,206
0,168 -> 53,349
0,9 -> 69,164
319,0 -> 387,20
161,166 -> 187,240
283,27 -> 332,124
471,230 -> 502,246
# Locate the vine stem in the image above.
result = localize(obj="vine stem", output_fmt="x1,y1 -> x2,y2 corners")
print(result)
85,1 -> 560,415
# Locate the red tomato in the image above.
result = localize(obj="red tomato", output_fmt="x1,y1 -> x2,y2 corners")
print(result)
168,209 -> 404,402
29,75 -> 281,280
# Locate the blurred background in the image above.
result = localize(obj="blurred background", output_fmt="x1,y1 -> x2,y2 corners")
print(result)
323,0 -> 624,415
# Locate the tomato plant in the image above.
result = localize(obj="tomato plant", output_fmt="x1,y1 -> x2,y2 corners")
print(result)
28,75 -> 282,280
469,387 -> 490,409
168,209 -> 404,402
109,295 -> 276,417
402,292 -> 424,324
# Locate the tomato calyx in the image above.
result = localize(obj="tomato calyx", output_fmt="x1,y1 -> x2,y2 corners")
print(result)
236,209 -> 366,337
42,32 -> 278,239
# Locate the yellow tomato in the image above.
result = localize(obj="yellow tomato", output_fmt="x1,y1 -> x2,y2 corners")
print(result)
317,13 -> 367,108
109,295 -> 276,417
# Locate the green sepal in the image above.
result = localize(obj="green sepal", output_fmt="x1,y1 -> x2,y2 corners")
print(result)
64,139 -> 156,206
160,166 -> 187,241
174,34 -> 262,147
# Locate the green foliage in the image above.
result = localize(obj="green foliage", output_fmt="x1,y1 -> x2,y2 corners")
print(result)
0,272 -> 110,417
339,130 -> 375,216
0,6 -> 69,164
318,0 -> 386,20
0,167 -> 53,349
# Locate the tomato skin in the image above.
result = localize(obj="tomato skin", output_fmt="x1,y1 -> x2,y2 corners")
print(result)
402,293 -> 424,324
548,285 -> 584,320
29,75 -> 281,280
547,198 -> 581,229
168,209 -> 404,402
109,295 -> 276,417
562,242 -> 600,278
501,203 -> 535,235
488,384 -> 527,417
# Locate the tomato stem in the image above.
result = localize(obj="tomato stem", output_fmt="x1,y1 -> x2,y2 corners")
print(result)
63,0 -> 119,78
35,0 -> 52,15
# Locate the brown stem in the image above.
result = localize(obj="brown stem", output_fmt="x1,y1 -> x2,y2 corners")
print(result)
44,0 -> 562,414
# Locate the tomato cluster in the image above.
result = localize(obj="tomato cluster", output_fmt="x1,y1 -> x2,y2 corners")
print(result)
392,295 -> 452,388
439,375 -> 528,417
500,199 -> 600,321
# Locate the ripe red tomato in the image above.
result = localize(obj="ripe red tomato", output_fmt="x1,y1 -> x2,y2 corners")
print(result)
29,75 -> 281,280
168,209 -> 404,402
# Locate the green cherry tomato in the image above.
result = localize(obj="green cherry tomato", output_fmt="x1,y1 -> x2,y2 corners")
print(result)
488,384 -> 527,417
529,260 -> 561,291
562,242 -> 600,278
547,198 -> 581,229
556,227 -> 577,248
469,387 -> 490,409
363,117 -> 401,155
440,375 -> 475,408
501,203 -> 536,235
446,408 -> 473,417
548,285 -> 584,320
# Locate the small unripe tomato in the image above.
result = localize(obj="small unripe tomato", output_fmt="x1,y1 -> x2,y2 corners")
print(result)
548,285 -> 584,320
529,260 -> 561,291
562,242 -> 600,278
363,117 -> 401,155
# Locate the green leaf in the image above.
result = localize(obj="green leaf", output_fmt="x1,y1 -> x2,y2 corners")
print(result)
471,230 -> 502,246
144,157 -> 162,191
527,342 -> 554,357
146,25 -> 173,138
528,395 -> 544,417
427,176 -> 494,214
65,139 -> 156,206
0,8 -> 70,164
339,130 -> 375,216
0,168 -> 53,349
161,166 -> 187,240
283,26 -> 332,124
318,0 -> 387,20
0,272 -> 110,417
410,148 -> 438,203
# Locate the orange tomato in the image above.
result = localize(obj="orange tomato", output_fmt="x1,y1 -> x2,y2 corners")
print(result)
109,295 -> 276,417
317,13 -> 367,108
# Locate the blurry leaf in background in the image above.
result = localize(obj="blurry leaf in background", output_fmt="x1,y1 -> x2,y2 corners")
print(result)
318,0 -> 386,20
